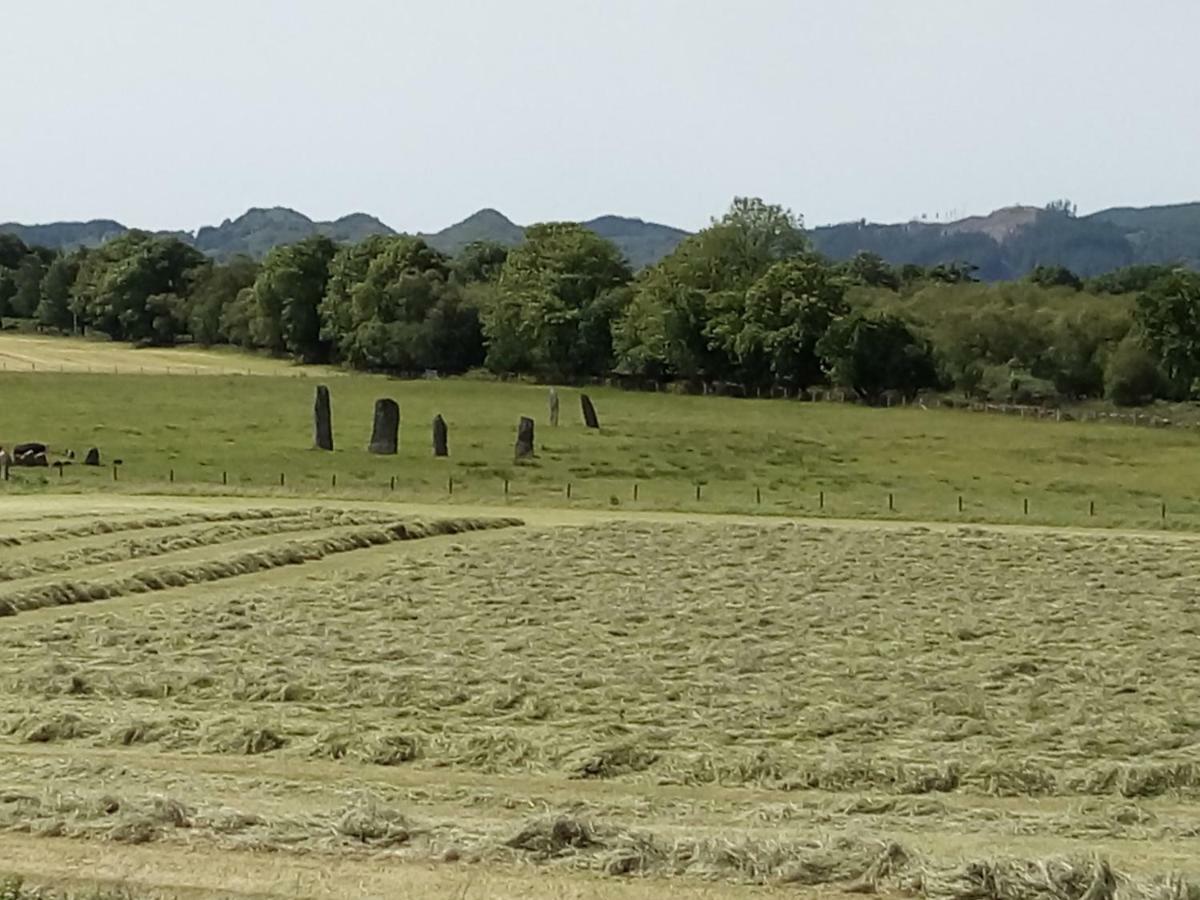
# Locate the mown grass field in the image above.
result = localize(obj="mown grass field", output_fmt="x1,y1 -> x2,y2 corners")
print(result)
0,334 -> 1198,531
3,496 -> 1200,898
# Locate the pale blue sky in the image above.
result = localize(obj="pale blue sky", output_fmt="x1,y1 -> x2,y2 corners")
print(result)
4,0 -> 1198,232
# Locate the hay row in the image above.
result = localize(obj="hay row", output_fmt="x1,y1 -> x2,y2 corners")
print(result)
0,788 -> 1194,898
0,516 -> 522,615
0,509 -> 401,584
0,506 -> 319,549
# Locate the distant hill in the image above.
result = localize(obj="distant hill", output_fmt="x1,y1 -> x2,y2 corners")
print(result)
0,219 -> 127,250
421,209 -> 690,269
810,203 -> 1200,279
193,207 -> 396,260
2,200 -> 1198,277
421,209 -> 526,256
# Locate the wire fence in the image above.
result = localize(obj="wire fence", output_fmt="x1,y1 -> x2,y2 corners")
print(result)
4,462 -> 1196,532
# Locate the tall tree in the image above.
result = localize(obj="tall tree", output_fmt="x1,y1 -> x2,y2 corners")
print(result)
187,256 -> 259,345
1133,269 -> 1200,397
249,236 -> 337,361
37,252 -> 82,330
616,197 -> 808,383
320,235 -> 483,372
818,312 -> 940,401
484,223 -> 631,378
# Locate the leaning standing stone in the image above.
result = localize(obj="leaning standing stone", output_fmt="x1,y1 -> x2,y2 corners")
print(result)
514,416 -> 535,459
548,388 -> 560,427
432,414 -> 449,457
368,398 -> 400,454
580,393 -> 600,429
313,385 -> 334,451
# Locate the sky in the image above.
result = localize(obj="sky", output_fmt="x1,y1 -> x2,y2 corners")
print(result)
4,0 -> 1199,233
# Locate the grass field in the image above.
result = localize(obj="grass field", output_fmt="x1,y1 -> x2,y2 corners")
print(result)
3,496 -> 1200,897
4,337 -> 1200,897
0,335 -> 1199,531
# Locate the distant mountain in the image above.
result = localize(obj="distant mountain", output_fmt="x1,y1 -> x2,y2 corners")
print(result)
0,219 -> 127,250
421,209 -> 526,256
3,200 -> 1198,277
583,215 -> 690,270
421,209 -> 689,269
193,207 -> 396,260
811,203 -> 1200,279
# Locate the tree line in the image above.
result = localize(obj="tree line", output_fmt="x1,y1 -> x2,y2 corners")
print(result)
0,199 -> 1197,407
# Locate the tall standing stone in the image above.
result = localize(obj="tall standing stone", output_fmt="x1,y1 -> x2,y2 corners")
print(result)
432,414 -> 449,457
313,385 -> 334,451
514,416 -> 535,459
580,393 -> 600,429
548,388 -> 560,427
368,398 -> 400,454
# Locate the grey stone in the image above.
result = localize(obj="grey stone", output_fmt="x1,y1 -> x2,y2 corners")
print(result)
313,385 -> 333,451
580,393 -> 600,429
368,398 -> 399,454
514,416 -> 535,459
432,414 -> 448,457
83,447 -> 100,466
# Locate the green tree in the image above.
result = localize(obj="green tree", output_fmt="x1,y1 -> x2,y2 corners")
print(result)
11,254 -> 47,318
37,252 -> 82,330
732,256 -> 848,389
484,223 -> 632,378
187,256 -> 259,345
1029,264 -> 1083,290
452,241 -> 510,284
71,232 -> 206,342
615,197 -> 808,383
249,236 -> 337,361
1133,269 -> 1200,397
844,251 -> 900,290
818,312 -> 940,401
320,235 -> 483,372
1105,337 -> 1163,405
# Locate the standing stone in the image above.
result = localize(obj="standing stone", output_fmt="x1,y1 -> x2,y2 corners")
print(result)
548,388 -> 560,427
83,447 -> 100,466
313,385 -> 333,451
368,398 -> 399,454
514,416 -> 535,459
580,393 -> 600,429
432,414 -> 449,457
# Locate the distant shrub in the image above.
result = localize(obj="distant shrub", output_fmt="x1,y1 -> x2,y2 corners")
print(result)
1104,338 -> 1163,406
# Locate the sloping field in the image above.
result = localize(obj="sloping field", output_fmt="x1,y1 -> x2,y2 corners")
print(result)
0,333 -> 341,376
2,496 -> 1200,897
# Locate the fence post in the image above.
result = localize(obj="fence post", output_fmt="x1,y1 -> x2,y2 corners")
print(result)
1023,498 -> 1029,516
566,482 -> 572,499
504,478 -> 509,496
696,483 -> 702,501
1089,500 -> 1095,517
756,486 -> 761,505
819,490 -> 825,510
112,465 -> 118,482
958,495 -> 963,513
633,482 -> 639,502
888,492 -> 894,511
279,472 -> 285,487
1162,501 -> 1167,520
448,476 -> 453,496
331,473 -> 337,489
169,468 -> 174,483
390,475 -> 395,491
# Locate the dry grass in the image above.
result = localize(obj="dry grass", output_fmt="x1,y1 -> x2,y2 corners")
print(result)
4,504 -> 1200,893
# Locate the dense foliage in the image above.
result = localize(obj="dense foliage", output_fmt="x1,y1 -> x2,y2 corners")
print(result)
1,198 -> 1198,406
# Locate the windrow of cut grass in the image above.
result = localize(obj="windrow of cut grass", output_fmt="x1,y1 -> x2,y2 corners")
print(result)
0,506 -> 317,549
0,509 -> 401,584
0,784 -> 1194,898
0,517 -> 522,615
